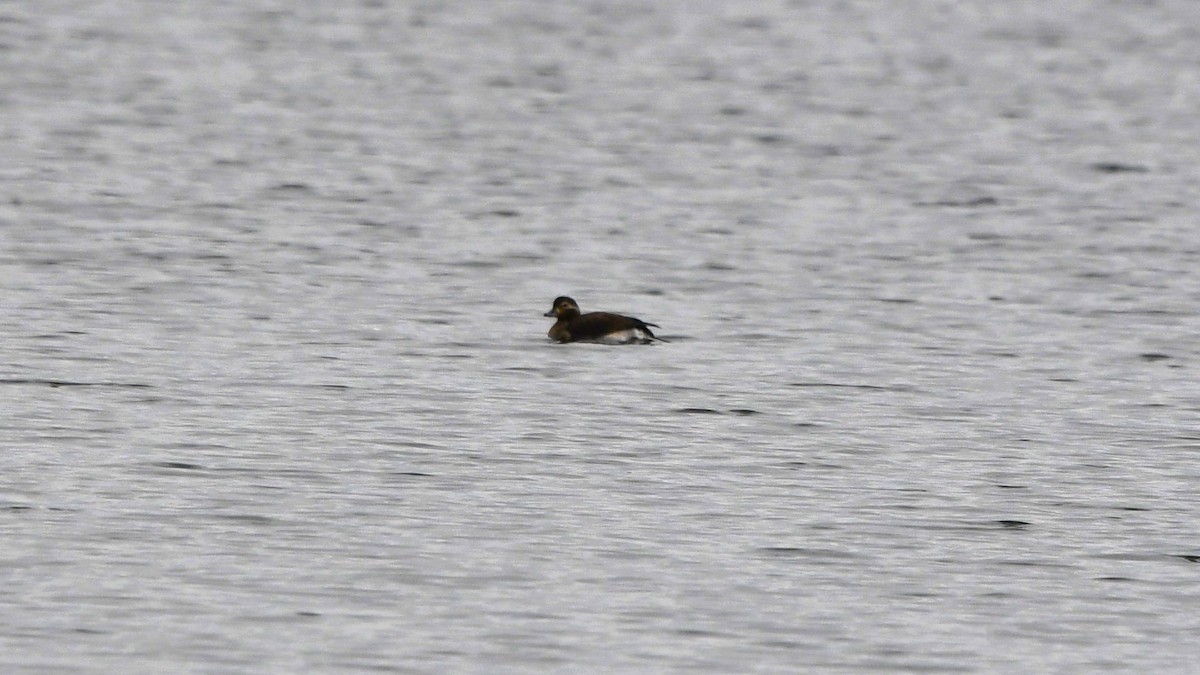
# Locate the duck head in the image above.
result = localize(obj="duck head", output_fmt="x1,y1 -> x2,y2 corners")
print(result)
544,296 -> 581,319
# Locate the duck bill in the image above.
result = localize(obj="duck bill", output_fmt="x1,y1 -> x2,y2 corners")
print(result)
543,310 -> 556,317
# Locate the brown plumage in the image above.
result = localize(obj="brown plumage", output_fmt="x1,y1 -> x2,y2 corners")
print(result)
543,296 -> 664,344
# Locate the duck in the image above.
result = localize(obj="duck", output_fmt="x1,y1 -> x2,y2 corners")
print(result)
543,296 -> 665,344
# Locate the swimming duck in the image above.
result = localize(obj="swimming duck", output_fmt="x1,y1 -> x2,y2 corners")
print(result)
543,296 -> 664,344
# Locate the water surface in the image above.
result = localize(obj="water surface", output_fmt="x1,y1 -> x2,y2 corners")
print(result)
2,1 -> 1199,672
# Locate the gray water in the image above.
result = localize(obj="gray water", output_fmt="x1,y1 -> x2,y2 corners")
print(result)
3,1 -> 1199,672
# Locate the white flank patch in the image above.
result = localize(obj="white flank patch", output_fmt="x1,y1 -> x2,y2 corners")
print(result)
589,328 -> 649,344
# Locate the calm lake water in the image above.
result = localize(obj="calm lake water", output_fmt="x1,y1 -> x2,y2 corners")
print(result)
3,1 -> 1199,672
